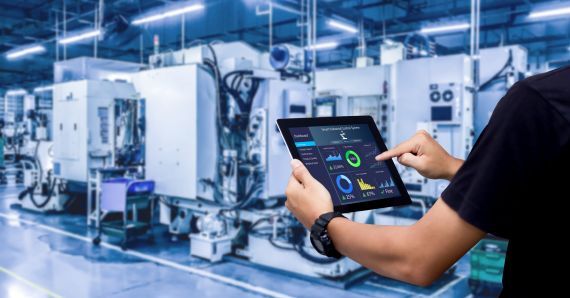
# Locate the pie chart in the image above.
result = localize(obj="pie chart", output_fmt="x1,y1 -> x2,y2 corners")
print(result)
345,150 -> 361,167
336,174 -> 353,194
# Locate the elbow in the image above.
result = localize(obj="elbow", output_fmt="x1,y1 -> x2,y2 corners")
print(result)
397,259 -> 441,287
405,273 -> 437,287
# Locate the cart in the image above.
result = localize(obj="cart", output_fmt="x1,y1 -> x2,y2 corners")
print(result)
92,178 -> 155,250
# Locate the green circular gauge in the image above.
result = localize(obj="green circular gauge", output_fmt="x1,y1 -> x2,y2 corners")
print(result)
345,150 -> 361,167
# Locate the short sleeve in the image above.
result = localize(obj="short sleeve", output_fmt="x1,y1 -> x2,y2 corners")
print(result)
441,81 -> 570,238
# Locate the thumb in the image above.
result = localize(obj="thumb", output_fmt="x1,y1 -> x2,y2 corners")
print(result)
397,153 -> 423,169
291,159 -> 314,185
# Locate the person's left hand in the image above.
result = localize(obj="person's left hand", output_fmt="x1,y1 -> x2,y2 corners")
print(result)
285,159 -> 333,229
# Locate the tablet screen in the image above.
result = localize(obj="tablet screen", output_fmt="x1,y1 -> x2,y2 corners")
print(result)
289,124 -> 401,206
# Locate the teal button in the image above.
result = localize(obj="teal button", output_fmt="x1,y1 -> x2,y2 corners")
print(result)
295,141 -> 316,147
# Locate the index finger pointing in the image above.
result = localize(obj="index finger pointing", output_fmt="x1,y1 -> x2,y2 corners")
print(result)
375,139 -> 416,161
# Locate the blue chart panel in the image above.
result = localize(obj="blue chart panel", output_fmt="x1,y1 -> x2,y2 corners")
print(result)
336,174 -> 353,194
378,178 -> 395,189
325,153 -> 342,162
374,169 -> 400,198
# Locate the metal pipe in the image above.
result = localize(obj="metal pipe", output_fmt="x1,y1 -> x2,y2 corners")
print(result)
55,10 -> 59,62
181,14 -> 185,50
95,0 -> 104,58
269,2 -> 273,50
470,0 -> 481,92
359,19 -> 366,58
139,34 -> 144,64
63,0 -> 66,60
311,0 -> 317,98
94,3 -> 98,58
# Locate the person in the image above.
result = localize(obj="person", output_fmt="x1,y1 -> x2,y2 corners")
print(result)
284,66 -> 570,297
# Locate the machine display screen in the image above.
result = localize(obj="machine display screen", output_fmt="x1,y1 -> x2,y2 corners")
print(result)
431,106 -> 453,121
288,124 -> 402,207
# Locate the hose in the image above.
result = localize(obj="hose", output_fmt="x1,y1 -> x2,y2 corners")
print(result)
294,243 -> 342,264
18,177 -> 58,209
252,216 -> 343,264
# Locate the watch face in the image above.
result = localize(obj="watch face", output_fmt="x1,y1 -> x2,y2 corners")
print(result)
310,233 -> 325,253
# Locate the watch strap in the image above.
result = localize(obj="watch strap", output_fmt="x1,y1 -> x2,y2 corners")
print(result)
311,211 -> 346,258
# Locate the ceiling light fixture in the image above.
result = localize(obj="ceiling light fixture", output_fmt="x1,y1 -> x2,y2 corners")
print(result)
420,23 -> 470,34
6,89 -> 28,96
529,7 -> 570,19
33,85 -> 54,93
58,30 -> 101,45
308,41 -> 339,51
132,3 -> 205,25
6,45 -> 46,60
328,20 -> 358,34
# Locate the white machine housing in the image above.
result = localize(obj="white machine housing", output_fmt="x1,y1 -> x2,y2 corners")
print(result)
52,80 -> 138,183
475,46 -> 527,139
315,65 -> 394,146
132,64 -> 217,200
249,79 -> 311,199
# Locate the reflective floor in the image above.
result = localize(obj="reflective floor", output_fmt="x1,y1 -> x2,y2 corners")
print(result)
0,185 -> 473,298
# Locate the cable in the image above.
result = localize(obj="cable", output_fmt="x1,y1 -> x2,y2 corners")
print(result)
250,215 -> 344,264
479,49 -> 513,91
294,243 -> 341,264
18,177 -> 58,209
206,43 -> 218,66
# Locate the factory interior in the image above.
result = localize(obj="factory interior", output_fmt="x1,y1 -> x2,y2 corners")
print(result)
0,0 -> 567,297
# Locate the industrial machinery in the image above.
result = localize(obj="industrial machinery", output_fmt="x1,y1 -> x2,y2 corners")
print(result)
17,86 -> 55,211
0,89 -> 29,184
391,53 -> 474,201
19,57 -> 145,214
393,46 -> 527,201
132,41 -> 361,278
315,65 -> 394,145
476,46 -> 527,140
0,88 -> 53,190
1,90 -> 31,167
316,46 -> 527,225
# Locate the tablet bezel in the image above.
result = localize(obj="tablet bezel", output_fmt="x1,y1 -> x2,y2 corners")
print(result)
277,116 -> 412,213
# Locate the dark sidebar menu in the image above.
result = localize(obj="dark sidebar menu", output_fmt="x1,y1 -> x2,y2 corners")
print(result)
289,127 -> 342,205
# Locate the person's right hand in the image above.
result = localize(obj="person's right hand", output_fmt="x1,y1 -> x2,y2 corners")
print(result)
375,130 -> 463,180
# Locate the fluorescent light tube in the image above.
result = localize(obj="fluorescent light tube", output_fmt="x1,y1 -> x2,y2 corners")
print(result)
308,42 -> 339,51
420,23 -> 470,34
6,45 -> 45,60
529,7 -> 570,19
33,85 -> 53,93
6,89 -> 27,96
328,20 -> 358,34
132,3 -> 204,25
58,30 -> 101,45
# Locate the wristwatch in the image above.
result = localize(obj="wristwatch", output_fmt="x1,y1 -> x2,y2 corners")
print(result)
310,212 -> 346,259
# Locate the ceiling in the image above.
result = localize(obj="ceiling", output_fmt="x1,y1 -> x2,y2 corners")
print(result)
1,0 -> 569,93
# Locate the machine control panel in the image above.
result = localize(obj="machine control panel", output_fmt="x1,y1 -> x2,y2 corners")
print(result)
428,82 -> 461,124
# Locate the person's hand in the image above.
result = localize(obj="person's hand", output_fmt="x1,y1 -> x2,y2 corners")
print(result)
375,130 -> 463,180
285,159 -> 333,229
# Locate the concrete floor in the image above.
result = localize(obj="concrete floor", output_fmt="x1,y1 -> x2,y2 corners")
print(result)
0,185 -> 477,298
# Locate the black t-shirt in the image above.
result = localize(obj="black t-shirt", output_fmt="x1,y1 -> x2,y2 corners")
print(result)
442,67 -> 570,297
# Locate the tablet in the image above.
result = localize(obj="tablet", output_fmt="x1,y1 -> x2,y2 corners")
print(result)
277,116 -> 411,213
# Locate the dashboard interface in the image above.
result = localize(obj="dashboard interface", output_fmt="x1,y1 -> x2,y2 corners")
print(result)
289,124 -> 401,206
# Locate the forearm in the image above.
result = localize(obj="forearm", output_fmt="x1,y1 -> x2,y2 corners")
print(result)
327,199 -> 484,286
328,218 -> 423,284
445,157 -> 464,180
